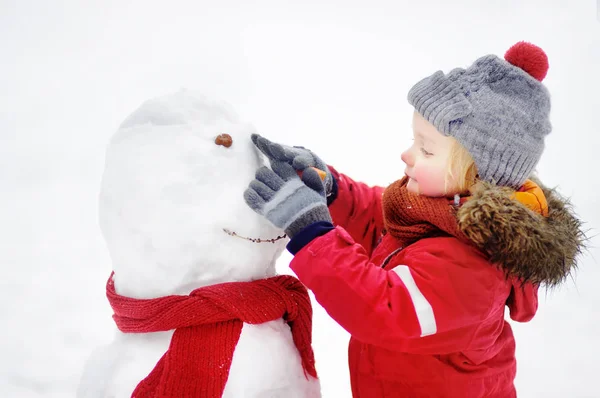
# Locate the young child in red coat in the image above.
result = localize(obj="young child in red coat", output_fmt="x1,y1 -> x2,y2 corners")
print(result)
244,42 -> 584,397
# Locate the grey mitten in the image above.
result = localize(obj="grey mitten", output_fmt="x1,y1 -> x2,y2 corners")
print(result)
251,133 -> 334,199
244,160 -> 332,239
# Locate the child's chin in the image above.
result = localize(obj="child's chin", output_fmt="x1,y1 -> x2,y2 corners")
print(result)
406,179 -> 420,194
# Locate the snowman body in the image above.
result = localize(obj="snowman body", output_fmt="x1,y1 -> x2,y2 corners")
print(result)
78,90 -> 321,398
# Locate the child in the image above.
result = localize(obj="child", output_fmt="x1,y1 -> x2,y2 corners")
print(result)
244,42 -> 584,397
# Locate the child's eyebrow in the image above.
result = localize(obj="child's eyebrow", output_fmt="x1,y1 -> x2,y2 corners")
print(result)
414,131 -> 430,144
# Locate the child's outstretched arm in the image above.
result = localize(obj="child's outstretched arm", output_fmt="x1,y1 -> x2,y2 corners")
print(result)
252,134 -> 385,255
327,166 -> 385,255
243,160 -> 520,353
290,227 -> 522,354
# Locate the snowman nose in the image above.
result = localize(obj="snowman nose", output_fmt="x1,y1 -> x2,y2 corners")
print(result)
215,134 -> 233,148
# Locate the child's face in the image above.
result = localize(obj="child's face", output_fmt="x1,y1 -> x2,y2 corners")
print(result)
401,111 -> 459,197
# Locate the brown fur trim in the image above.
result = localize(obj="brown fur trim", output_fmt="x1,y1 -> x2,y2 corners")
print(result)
456,178 -> 586,286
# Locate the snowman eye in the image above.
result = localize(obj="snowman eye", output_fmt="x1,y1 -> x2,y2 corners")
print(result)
215,134 -> 233,148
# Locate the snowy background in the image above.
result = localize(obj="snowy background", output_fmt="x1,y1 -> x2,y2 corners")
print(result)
2,0 -> 599,397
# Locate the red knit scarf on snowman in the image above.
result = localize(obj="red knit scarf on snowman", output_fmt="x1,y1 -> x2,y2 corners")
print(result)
106,273 -> 317,398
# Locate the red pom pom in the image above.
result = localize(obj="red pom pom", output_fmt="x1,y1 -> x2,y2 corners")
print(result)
504,41 -> 549,82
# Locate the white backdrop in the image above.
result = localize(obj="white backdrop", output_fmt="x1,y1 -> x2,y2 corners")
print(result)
1,0 -> 599,397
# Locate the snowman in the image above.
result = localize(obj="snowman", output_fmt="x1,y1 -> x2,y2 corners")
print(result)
78,90 -> 321,398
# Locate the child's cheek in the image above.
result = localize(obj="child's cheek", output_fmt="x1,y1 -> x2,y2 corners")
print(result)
414,168 -> 444,197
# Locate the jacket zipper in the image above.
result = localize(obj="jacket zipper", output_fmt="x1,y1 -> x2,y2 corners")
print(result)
380,247 -> 403,269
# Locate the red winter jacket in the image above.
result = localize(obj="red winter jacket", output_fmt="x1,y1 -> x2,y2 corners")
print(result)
290,169 -> 541,398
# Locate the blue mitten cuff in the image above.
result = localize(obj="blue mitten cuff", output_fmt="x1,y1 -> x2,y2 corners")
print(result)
287,221 -> 335,255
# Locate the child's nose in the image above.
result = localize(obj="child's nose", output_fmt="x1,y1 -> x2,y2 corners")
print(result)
401,149 -> 413,166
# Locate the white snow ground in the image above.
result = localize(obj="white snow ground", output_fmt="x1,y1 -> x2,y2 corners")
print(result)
1,1 -> 599,397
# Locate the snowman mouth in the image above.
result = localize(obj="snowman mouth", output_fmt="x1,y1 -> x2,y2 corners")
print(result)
223,228 -> 287,243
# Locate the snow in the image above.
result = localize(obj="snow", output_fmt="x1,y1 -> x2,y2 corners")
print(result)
1,0 -> 599,397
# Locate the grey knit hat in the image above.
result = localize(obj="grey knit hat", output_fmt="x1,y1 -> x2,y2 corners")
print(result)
408,41 -> 552,188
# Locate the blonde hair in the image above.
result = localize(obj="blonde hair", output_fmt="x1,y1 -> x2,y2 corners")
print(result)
446,139 -> 478,195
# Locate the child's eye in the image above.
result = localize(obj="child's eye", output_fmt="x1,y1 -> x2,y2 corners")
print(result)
420,148 -> 433,156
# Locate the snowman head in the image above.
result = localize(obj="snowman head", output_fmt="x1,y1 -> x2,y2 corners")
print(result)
99,90 -> 287,298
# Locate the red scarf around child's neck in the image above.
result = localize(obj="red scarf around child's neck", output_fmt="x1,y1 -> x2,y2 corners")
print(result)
381,176 -> 549,248
106,273 -> 317,398
382,176 -> 466,247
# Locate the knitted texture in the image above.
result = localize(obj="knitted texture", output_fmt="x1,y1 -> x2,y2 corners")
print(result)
407,42 -> 552,188
382,177 -> 466,247
244,161 -> 332,239
251,133 -> 335,198
106,273 -> 317,398
382,176 -> 549,247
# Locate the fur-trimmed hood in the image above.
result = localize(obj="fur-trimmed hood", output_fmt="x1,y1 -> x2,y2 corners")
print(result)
457,177 -> 586,287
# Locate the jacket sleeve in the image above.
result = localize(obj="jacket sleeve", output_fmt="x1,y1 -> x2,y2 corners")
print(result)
290,227 -> 501,355
327,166 -> 386,256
